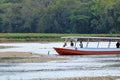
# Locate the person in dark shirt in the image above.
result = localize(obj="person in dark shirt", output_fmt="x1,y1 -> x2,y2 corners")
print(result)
70,40 -> 74,47
116,41 -> 120,48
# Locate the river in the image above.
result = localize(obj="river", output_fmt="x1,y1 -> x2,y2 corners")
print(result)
0,42 -> 120,80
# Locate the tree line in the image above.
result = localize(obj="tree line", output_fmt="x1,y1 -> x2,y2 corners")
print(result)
0,0 -> 120,33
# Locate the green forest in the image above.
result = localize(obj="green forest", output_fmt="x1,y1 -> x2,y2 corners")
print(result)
0,0 -> 120,33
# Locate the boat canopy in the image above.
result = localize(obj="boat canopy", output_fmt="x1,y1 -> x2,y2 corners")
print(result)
61,36 -> 120,41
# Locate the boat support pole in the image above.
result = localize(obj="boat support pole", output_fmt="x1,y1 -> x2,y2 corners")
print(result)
74,38 -> 77,48
108,39 -> 111,48
97,39 -> 100,48
86,38 -> 89,48
65,38 -> 68,43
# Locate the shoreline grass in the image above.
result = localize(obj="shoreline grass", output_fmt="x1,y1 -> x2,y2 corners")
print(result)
0,33 -> 119,42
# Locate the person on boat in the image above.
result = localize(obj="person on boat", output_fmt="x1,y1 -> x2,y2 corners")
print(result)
79,40 -> 83,48
63,42 -> 67,47
70,40 -> 74,47
116,41 -> 120,48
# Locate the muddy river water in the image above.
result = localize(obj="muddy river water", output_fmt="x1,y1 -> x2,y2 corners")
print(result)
0,42 -> 120,80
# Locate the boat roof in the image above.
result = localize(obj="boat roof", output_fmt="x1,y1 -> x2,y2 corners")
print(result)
61,36 -> 120,40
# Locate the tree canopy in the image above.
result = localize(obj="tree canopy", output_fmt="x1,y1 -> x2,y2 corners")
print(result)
0,0 -> 120,33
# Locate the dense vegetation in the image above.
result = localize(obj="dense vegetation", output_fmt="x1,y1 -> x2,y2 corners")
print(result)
0,0 -> 120,33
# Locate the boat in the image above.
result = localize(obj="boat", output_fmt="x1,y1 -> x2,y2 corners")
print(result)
54,36 -> 120,55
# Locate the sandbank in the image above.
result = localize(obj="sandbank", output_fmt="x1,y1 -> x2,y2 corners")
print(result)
0,52 -> 64,63
54,76 -> 120,80
0,46 -> 14,49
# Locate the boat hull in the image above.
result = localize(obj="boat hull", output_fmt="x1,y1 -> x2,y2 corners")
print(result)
54,47 -> 120,55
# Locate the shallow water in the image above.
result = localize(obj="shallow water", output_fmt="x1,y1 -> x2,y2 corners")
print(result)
0,42 -> 63,55
0,42 -> 120,80
0,42 -> 117,54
